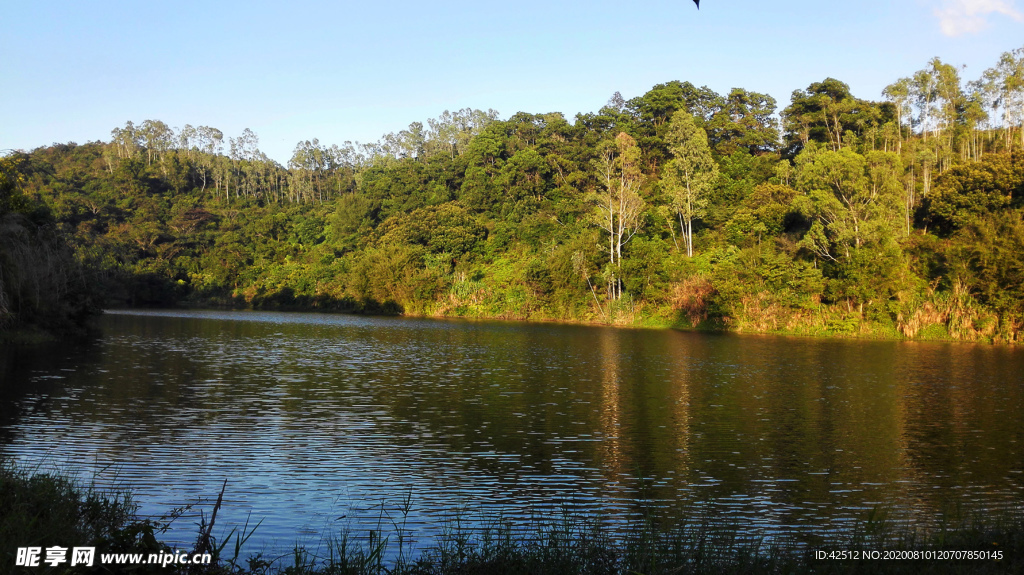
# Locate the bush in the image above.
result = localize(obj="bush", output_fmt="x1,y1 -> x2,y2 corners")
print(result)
0,459 -> 171,572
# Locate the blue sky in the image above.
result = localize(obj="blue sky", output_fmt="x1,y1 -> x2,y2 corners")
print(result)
2,0 -> 1022,164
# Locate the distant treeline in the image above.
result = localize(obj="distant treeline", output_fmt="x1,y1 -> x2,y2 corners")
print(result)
4,47 -> 1024,342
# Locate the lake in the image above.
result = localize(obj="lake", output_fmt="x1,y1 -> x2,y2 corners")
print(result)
2,309 -> 1023,556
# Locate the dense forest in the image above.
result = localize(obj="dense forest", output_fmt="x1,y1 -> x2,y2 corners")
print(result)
0,156 -> 97,341
3,47 -> 1024,343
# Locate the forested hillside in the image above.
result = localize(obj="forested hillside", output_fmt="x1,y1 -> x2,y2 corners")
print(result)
0,157 -> 97,341
6,48 -> 1024,342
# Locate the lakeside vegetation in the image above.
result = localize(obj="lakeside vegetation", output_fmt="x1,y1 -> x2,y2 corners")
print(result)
0,157 -> 98,343
3,48 -> 1024,343
0,458 -> 169,572
2,459 -> 1021,574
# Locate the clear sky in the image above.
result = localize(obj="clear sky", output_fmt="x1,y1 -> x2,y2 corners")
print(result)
2,0 -> 1022,164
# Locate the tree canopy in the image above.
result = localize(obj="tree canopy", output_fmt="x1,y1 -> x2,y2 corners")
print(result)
7,45 -> 1024,343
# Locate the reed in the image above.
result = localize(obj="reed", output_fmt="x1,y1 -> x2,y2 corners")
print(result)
2,458 -> 1021,574
243,503 -> 1021,575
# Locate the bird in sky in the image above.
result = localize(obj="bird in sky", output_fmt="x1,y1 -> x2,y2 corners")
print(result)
693,0 -> 699,6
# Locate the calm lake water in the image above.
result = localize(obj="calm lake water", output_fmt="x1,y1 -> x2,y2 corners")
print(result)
2,309 -> 1023,555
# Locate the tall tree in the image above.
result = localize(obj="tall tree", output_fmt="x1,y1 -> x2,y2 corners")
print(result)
627,80 -> 723,130
911,68 -> 937,140
591,132 -> 645,300
194,126 -> 223,194
882,77 -> 912,153
982,47 -> 1024,150
783,79 -> 890,156
662,111 -> 718,257
705,88 -> 779,156
795,145 -> 901,260
139,119 -> 173,167
110,121 -> 140,160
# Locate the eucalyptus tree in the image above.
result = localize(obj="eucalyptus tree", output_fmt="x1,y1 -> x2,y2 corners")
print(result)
196,126 -> 223,155
931,59 -> 964,132
373,122 -> 432,162
929,58 -> 965,170
982,47 -> 1024,150
911,67 -> 937,141
454,108 -> 500,152
110,121 -> 140,160
193,126 -> 223,193
330,141 -> 368,170
591,132 -> 645,300
882,78 -> 911,153
961,90 -> 990,161
662,110 -> 718,257
423,108 -> 499,159
139,120 -> 173,167
178,124 -> 197,159
230,129 -> 260,196
235,128 -> 260,160
290,139 -> 326,203
231,128 -> 263,199
397,122 -> 426,159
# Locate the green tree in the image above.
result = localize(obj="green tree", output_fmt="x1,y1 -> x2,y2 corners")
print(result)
950,210 -> 1024,323
663,111 -> 718,257
795,146 -> 901,260
925,151 -> 1024,234
705,88 -> 779,156
139,119 -> 173,168
981,47 -> 1024,150
882,77 -> 912,153
724,183 -> 798,246
0,155 -> 98,335
783,78 -> 891,156
626,80 -> 723,130
590,132 -> 645,300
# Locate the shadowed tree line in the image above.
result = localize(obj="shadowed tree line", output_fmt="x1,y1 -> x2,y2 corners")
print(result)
5,46 -> 1024,342
0,157 -> 99,341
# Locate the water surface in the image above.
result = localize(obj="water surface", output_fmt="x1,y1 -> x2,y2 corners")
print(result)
2,309 -> 1022,554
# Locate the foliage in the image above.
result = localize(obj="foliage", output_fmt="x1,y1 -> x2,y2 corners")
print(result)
0,459 -> 172,573
0,155 -> 99,340
9,45 -> 1024,342
925,151 -> 1024,234
662,111 -> 719,257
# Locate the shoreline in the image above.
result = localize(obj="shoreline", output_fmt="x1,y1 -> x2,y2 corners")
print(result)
96,302 -> 1022,347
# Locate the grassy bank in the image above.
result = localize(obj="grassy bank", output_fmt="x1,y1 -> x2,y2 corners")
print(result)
153,293 -> 1023,347
0,459 -> 172,573
2,459 -> 1021,574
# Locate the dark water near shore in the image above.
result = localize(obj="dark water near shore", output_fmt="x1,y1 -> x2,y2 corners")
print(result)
2,309 -> 1023,554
